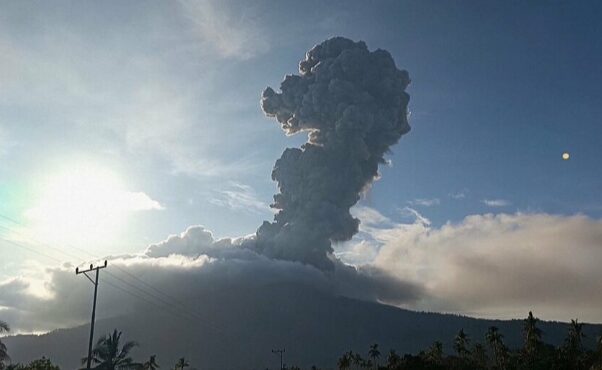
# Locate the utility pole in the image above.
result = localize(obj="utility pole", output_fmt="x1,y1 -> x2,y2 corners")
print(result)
76,260 -> 107,370
272,348 -> 285,370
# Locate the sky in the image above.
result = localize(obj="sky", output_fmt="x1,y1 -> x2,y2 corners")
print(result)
1,0 -> 602,332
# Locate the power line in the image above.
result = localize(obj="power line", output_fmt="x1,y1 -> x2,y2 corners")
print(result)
104,271 -> 202,322
0,215 -> 187,305
0,213 -> 197,312
0,223 -> 87,264
76,261 -> 108,370
272,348 -> 285,370
102,277 -> 201,325
1,232 -> 230,336
0,236 -> 63,264
0,213 -> 232,339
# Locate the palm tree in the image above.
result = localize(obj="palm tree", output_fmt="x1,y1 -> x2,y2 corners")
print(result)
16,357 -> 60,370
564,319 -> 585,369
472,343 -> 488,369
522,311 -> 542,366
486,326 -> 508,370
0,321 -> 10,369
174,357 -> 189,370
453,329 -> 471,359
337,352 -> 351,370
424,341 -> 443,365
595,335 -> 602,370
82,329 -> 141,370
386,350 -> 400,369
368,344 -> 380,369
350,352 -> 363,370
142,355 -> 160,370
566,319 -> 585,351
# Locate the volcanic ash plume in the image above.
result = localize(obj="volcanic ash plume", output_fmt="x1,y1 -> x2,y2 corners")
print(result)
255,37 -> 411,270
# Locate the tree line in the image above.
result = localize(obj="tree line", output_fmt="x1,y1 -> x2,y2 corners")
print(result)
1,312 -> 602,370
333,312 -> 602,370
0,321 -> 192,370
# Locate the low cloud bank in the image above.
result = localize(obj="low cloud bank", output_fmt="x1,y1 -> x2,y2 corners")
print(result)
344,207 -> 602,322
3,209 -> 601,333
0,225 -> 422,333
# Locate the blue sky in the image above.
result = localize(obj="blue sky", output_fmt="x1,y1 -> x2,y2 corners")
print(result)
1,1 -> 602,324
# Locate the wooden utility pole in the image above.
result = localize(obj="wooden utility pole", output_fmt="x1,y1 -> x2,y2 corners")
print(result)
76,260 -> 107,370
272,348 -> 285,370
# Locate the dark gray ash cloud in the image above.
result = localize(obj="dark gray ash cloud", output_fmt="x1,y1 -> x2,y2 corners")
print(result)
0,37 -> 423,336
253,37 -> 411,270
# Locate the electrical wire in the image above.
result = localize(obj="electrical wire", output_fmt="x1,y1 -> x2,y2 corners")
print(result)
0,214 -> 231,337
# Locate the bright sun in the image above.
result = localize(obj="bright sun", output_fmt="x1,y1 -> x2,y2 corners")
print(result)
25,164 -> 161,248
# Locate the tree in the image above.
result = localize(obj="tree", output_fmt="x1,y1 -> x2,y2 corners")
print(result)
386,350 -> 400,369
454,329 -> 471,359
423,341 -> 443,365
472,343 -> 488,369
563,319 -> 586,370
594,335 -> 602,370
337,352 -> 351,370
82,329 -> 141,370
522,311 -> 542,367
142,355 -> 160,370
9,357 -> 60,370
174,358 -> 189,370
0,321 -> 10,369
368,344 -> 380,369
350,352 -> 363,370
486,326 -> 508,370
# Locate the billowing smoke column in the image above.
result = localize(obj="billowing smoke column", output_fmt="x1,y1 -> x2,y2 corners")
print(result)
255,37 -> 411,270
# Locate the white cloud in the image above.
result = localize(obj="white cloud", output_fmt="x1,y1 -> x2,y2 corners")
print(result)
398,207 -> 431,226
0,10 -> 259,180
482,199 -> 510,207
449,190 -> 467,199
351,206 -> 395,229
209,182 -> 271,214
120,192 -> 164,211
356,209 -> 602,322
408,198 -> 440,207
177,0 -> 269,60
1,224 -> 422,333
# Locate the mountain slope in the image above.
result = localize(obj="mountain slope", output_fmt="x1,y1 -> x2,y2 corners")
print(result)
5,284 -> 601,370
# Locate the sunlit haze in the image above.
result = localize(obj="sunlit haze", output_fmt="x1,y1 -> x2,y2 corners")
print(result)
24,163 -> 162,249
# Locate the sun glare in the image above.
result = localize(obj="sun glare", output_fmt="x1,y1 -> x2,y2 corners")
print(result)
25,164 -> 160,248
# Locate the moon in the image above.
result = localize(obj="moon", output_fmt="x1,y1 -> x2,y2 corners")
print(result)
562,152 -> 570,160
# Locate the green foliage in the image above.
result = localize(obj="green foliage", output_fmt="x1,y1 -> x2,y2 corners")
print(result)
5,357 -> 60,370
81,329 -> 141,370
142,355 -> 160,370
453,329 -> 470,359
3,313 -> 602,370
369,344 -> 380,369
0,320 -> 10,369
486,326 -> 509,370
335,312 -> 601,370
173,357 -> 189,370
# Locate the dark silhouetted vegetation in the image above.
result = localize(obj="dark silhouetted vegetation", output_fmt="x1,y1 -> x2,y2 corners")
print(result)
0,320 -> 9,370
1,312 -> 601,369
173,357 -> 189,370
142,355 -> 159,370
5,357 -> 60,370
80,329 -> 141,370
330,312 -> 602,370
